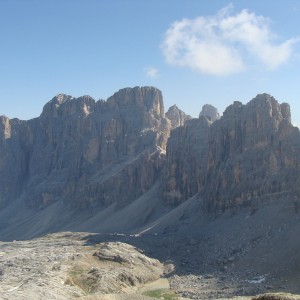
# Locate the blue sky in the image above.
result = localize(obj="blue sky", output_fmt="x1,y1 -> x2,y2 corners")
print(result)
1,0 -> 300,126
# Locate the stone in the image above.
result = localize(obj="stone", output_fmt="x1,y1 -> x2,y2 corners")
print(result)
1,89 -> 300,243
163,93 -> 300,212
0,86 -> 172,212
163,117 -> 211,205
166,104 -> 191,128
199,104 -> 220,122
0,233 -> 164,299
51,263 -> 61,271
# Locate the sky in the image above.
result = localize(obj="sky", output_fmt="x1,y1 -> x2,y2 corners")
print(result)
1,0 -> 300,126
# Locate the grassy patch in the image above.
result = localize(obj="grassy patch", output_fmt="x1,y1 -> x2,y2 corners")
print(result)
143,289 -> 178,299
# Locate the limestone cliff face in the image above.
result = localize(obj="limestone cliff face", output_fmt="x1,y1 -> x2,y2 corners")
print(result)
0,87 -> 171,210
204,94 -> 300,212
163,94 -> 300,211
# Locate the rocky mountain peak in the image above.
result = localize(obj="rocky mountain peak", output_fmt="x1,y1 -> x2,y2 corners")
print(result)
247,93 -> 291,125
221,94 -> 292,133
107,86 -> 164,118
166,105 -> 191,128
41,94 -> 96,118
199,104 -> 220,122
54,93 -> 72,104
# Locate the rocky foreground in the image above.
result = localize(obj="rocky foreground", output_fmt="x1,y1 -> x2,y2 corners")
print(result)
0,232 -> 299,300
0,232 -> 164,300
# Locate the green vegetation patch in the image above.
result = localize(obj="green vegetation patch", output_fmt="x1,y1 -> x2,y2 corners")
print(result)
143,289 -> 178,299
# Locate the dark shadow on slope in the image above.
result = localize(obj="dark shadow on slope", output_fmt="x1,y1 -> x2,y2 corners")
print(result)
80,194 -> 300,298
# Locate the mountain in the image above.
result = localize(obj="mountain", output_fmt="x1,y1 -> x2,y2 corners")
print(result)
163,94 -> 300,212
2,87 -> 300,297
1,88 -> 167,211
1,88 -> 300,240
0,87 -> 189,238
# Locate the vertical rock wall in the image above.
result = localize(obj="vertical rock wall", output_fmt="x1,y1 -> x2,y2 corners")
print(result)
163,94 -> 300,212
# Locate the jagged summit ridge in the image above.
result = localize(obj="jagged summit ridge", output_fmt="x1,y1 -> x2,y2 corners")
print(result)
41,94 -> 95,118
223,93 -> 291,127
41,86 -> 164,119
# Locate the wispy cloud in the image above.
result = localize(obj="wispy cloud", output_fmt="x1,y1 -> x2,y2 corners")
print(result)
144,67 -> 159,78
161,5 -> 299,76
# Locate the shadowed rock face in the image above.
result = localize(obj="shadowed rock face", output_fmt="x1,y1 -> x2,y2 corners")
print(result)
163,94 -> 300,211
163,117 -> 211,205
0,87 -> 171,210
163,104 -> 218,205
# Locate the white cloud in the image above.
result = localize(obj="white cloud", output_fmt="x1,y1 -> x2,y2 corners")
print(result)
144,67 -> 159,78
161,5 -> 299,75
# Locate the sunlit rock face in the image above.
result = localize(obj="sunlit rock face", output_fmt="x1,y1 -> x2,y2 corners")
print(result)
163,94 -> 300,211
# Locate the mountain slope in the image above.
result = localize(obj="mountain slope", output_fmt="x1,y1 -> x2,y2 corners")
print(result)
1,88 -> 300,244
